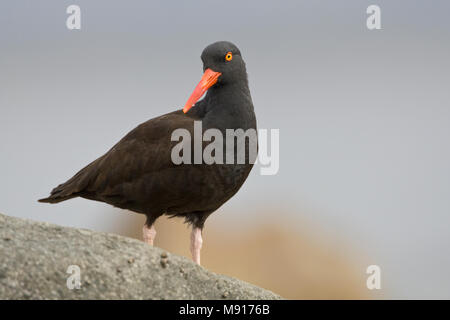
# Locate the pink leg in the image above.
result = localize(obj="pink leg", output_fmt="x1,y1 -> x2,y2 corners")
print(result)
190,227 -> 203,265
143,224 -> 156,246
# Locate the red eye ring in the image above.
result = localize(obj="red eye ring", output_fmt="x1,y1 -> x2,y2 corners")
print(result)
225,52 -> 233,61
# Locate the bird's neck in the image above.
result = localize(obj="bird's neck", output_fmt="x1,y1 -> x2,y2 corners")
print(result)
197,82 -> 256,131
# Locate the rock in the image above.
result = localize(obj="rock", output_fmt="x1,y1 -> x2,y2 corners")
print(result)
0,213 -> 281,300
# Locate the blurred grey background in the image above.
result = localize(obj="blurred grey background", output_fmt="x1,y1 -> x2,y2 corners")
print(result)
1,1 -> 450,298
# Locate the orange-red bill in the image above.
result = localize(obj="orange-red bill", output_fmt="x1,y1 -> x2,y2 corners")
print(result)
183,68 -> 222,113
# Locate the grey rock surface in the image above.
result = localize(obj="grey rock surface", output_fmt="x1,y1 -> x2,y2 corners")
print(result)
0,213 -> 281,300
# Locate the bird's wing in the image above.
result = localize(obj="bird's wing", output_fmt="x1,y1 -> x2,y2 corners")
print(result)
39,110 -> 196,204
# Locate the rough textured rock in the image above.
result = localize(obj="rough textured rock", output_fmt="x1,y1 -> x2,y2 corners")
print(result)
0,213 -> 280,300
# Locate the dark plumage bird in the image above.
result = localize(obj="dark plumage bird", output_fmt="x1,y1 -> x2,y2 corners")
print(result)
39,41 -> 257,265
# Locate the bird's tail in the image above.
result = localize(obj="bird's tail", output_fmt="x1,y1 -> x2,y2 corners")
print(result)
38,193 -> 77,204
38,180 -> 81,203
38,157 -> 101,204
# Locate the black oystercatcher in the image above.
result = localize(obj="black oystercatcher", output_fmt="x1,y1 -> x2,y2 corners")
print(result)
39,41 -> 257,265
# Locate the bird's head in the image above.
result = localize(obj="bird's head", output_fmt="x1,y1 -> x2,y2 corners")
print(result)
183,41 -> 247,113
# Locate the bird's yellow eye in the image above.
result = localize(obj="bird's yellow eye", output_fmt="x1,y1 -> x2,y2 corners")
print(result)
225,52 -> 233,61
